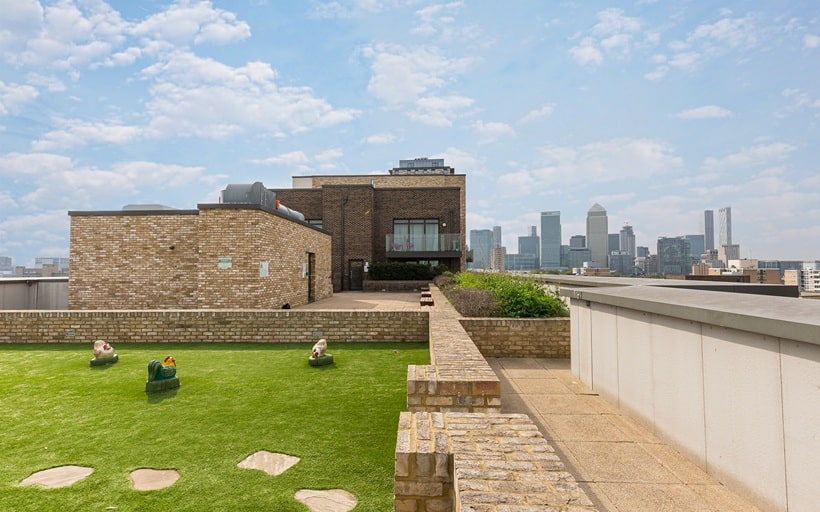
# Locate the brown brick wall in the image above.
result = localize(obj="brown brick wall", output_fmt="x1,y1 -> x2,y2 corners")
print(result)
0,310 -> 428,344
459,318 -> 571,358
68,205 -> 332,309
69,211 -> 201,309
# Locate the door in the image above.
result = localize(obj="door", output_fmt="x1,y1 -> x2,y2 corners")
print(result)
349,259 -> 364,291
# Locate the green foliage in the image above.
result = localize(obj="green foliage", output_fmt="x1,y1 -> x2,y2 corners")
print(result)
0,343 -> 428,511
449,271 -> 569,318
367,261 -> 446,280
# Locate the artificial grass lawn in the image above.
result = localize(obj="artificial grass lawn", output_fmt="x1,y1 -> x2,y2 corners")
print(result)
0,342 -> 429,512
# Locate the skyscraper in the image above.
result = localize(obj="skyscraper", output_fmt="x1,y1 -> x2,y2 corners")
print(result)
703,210 -> 715,251
586,203 -> 608,268
685,234 -> 705,259
619,223 -> 636,257
469,229 -> 493,270
492,226 -> 502,248
718,207 -> 732,246
540,211 -> 562,269
518,226 -> 539,267
657,237 -> 692,275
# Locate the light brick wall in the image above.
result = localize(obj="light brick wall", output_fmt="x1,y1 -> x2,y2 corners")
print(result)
68,205 -> 332,309
459,318 -> 571,358
0,310 -> 428,344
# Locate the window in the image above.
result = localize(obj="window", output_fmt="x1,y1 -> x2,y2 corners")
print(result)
393,219 -> 439,251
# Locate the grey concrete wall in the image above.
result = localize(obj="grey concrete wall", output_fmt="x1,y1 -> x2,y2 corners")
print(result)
0,278 -> 68,310
565,285 -> 820,512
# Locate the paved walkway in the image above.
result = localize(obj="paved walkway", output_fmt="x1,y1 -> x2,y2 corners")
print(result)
488,357 -> 763,512
300,292 -> 763,511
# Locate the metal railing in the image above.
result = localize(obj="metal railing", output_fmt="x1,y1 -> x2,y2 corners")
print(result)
386,233 -> 461,253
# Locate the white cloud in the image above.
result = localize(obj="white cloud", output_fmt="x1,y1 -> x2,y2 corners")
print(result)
688,14 -> 758,49
569,37 -> 603,66
703,142 -> 797,170
0,81 -> 39,116
408,95 -> 474,127
805,35 -> 820,49
472,121 -> 515,144
250,149 -> 344,173
520,104 -> 555,123
676,105 -> 734,120
0,152 -> 74,177
32,119 -> 141,150
132,1 -> 250,47
361,43 -> 474,104
364,133 -> 397,144
569,8 -> 642,66
140,51 -> 359,138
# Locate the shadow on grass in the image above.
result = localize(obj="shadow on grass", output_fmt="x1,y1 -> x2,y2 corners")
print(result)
146,388 -> 179,404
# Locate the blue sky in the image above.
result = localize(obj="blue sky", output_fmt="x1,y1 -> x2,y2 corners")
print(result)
1,0 -> 818,267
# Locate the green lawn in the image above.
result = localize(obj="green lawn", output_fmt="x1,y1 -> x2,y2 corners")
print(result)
0,342 -> 429,511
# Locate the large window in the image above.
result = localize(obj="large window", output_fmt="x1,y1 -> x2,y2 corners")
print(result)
393,219 -> 439,251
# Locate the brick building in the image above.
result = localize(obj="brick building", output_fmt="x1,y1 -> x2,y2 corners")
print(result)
68,202 -> 332,309
272,165 -> 466,291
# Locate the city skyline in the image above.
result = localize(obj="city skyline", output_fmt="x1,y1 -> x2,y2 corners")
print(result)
1,1 -> 819,266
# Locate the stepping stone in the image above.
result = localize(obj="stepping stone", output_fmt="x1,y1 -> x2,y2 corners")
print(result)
295,489 -> 357,512
237,450 -> 299,476
130,468 -> 180,491
19,465 -> 94,488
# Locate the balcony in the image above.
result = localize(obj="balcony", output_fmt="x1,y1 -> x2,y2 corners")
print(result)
385,233 -> 462,259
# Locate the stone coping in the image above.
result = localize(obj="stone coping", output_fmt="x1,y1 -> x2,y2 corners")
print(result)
562,284 -> 820,346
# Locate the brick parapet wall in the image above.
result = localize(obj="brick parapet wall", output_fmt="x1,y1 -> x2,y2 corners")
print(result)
395,412 -> 598,512
459,317 -> 571,358
0,310 -> 428,344
407,286 -> 501,413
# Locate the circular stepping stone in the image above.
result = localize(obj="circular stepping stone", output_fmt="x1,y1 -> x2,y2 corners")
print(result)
295,489 -> 357,512
130,468 -> 180,491
19,465 -> 94,488
237,450 -> 299,476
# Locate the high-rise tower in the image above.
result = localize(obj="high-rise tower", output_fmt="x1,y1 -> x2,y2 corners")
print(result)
718,207 -> 732,246
540,211 -> 561,269
586,203 -> 608,267
703,210 -> 715,251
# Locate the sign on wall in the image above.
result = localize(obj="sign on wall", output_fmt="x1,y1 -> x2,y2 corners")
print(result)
260,261 -> 269,277
218,257 -> 232,269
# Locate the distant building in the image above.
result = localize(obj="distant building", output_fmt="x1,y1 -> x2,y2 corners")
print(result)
470,229 -> 494,269
505,253 -> 539,272
703,210 -> 715,251
35,257 -> 70,272
586,203 -> 608,268
609,251 -> 635,275
566,247 -> 592,269
657,237 -> 692,275
636,246 -> 649,258
619,224 -> 636,257
569,235 -> 586,248
685,234 -> 705,260
389,157 -> 455,175
608,234 -> 620,258
491,246 -> 506,271
540,211 -> 562,269
492,226 -> 502,248
719,244 -> 740,263
518,226 -> 539,268
718,206 -> 732,246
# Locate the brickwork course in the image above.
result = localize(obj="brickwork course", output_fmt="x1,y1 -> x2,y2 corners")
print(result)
68,204 -> 332,310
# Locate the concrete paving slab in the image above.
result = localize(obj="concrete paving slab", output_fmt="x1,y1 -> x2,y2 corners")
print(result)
640,443 -> 715,485
130,468 -> 180,491
597,482 -> 718,512
564,441 -> 680,483
237,450 -> 300,476
294,489 -> 357,512
18,465 -> 93,488
527,393 -> 599,416
513,377 -> 574,395
544,414 -> 633,443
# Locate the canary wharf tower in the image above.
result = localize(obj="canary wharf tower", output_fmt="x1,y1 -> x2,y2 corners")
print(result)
586,203 -> 608,267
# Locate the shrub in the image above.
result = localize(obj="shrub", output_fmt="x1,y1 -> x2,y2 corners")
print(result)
447,287 -> 499,317
447,271 -> 569,318
367,262 -> 445,280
